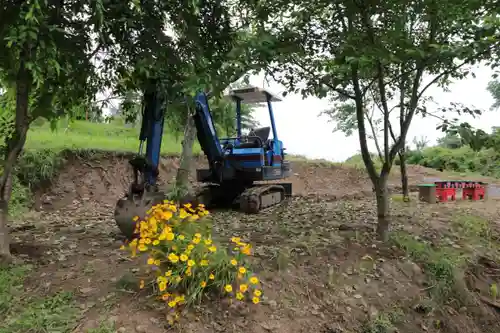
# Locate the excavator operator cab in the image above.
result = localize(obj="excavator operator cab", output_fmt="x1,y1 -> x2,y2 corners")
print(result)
222,86 -> 284,166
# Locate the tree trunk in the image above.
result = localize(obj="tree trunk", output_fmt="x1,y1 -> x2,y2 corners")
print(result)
0,173 -> 13,264
0,56 -> 31,264
374,174 -> 390,242
398,149 -> 409,201
175,105 -> 197,194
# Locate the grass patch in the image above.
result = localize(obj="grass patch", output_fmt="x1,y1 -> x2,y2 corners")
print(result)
0,265 -> 79,333
451,213 -> 492,240
362,309 -> 403,333
26,120 -> 198,154
391,194 -> 410,203
391,232 -> 465,303
87,321 -> 116,333
0,265 -> 30,315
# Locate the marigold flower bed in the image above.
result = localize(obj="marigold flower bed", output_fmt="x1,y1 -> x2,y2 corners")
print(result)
120,200 -> 262,324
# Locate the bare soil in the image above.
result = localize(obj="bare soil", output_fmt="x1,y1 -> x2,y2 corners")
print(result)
9,152 -> 500,333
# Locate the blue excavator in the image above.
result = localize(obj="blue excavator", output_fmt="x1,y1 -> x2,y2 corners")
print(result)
114,84 -> 292,239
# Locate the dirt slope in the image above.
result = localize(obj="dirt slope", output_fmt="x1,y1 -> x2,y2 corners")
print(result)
8,152 -> 500,333
34,152 -> 460,211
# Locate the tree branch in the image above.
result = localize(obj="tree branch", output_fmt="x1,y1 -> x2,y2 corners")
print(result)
365,105 -> 384,163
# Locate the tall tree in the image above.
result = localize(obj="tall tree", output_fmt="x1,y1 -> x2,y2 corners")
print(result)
0,1 -> 103,262
247,0 -> 500,240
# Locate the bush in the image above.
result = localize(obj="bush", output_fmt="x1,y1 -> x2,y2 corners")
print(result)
406,146 -> 500,177
122,201 -> 263,324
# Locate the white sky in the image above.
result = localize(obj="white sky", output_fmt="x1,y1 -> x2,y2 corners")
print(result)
248,64 -> 497,162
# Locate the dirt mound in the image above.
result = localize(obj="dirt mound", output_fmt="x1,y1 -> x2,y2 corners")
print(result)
35,152 -> 378,211
35,151 -> 500,213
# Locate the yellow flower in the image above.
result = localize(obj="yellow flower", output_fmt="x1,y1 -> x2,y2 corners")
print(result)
161,293 -> 170,301
254,290 -> 262,297
168,253 -> 179,263
138,244 -> 148,252
144,238 -> 152,244
238,267 -> 246,274
236,292 -> 244,300
230,259 -> 238,266
194,233 -> 202,238
159,282 -> 167,291
166,233 -> 175,241
187,244 -> 194,250
239,284 -> 248,293
249,276 -> 259,284
162,211 -> 173,220
168,300 -> 176,308
133,216 -> 140,222
154,259 -> 160,266
139,280 -> 145,289
208,246 -> 217,252
187,260 -> 195,267
120,245 -> 125,250
192,237 -> 200,244
231,237 -> 240,243
147,258 -> 155,265
204,238 -> 212,245
175,276 -> 182,282
200,281 -> 207,288
252,297 -> 260,304
179,209 -> 189,219
224,285 -> 233,292
209,273 -> 215,280
180,254 -> 188,262
200,260 -> 209,266
186,267 -> 192,276
178,235 -> 185,240
165,270 -> 172,277
184,203 -> 192,208
152,240 -> 160,246
241,245 -> 252,255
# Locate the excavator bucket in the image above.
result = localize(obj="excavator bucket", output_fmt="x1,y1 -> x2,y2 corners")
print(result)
114,190 -> 166,240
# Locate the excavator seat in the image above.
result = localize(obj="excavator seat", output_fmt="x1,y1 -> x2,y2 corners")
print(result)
237,127 -> 271,149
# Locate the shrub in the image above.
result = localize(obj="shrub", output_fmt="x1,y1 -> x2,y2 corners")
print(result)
406,146 -> 500,177
121,201 -> 262,324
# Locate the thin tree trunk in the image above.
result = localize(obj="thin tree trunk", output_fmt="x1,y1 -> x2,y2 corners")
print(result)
0,173 -> 13,264
175,104 -> 197,194
374,174 -> 390,241
398,149 -> 409,201
0,57 -> 30,264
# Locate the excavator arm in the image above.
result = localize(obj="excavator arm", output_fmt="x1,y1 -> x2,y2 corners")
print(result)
114,85 -> 224,239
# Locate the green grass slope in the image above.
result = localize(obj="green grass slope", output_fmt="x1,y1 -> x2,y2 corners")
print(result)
26,120 -> 200,154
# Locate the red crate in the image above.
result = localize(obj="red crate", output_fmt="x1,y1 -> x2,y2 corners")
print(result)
436,187 -> 456,202
462,185 -> 485,200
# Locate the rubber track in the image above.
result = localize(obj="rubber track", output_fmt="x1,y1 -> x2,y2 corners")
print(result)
239,184 -> 285,213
